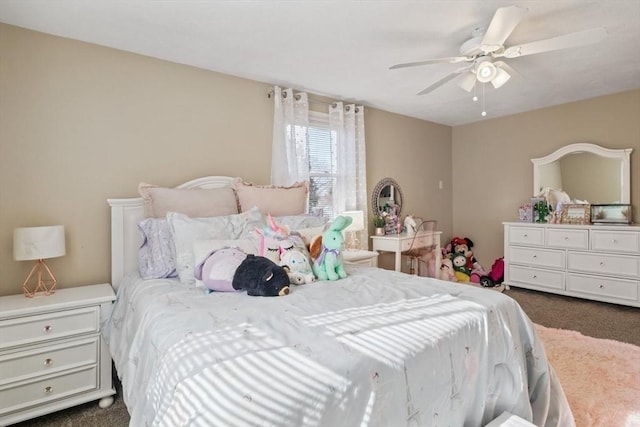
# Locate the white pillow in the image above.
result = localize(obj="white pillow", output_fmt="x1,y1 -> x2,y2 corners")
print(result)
167,207 -> 265,285
192,238 -> 258,288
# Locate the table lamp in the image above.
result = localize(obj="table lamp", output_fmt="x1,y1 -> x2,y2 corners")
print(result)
341,211 -> 364,251
14,225 -> 66,297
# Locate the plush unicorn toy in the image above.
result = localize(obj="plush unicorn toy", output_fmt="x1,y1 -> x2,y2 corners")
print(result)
312,215 -> 352,281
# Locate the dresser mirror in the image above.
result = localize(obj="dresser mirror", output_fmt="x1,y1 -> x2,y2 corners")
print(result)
372,177 -> 403,217
532,143 -> 632,204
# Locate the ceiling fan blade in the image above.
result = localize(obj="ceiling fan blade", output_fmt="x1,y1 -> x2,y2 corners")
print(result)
417,65 -> 473,95
502,27 -> 607,58
389,56 -> 470,70
481,5 -> 528,53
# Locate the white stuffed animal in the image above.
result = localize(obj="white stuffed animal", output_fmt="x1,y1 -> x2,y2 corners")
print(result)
536,187 -> 571,211
279,249 -> 315,285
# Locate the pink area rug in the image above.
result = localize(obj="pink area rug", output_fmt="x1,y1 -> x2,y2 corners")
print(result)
535,324 -> 640,427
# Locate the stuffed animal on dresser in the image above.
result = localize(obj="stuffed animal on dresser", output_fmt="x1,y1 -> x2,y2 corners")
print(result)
312,215 -> 352,281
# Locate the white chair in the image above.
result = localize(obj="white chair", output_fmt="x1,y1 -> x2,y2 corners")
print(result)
402,219 -> 437,276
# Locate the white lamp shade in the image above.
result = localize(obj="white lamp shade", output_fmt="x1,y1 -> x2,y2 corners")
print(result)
14,225 -> 66,261
342,211 -> 365,233
491,67 -> 511,89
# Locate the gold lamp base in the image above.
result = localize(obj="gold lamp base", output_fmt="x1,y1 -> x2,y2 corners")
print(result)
22,259 -> 57,298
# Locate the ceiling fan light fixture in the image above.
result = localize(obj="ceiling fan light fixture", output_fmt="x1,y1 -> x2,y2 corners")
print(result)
459,72 -> 477,92
476,61 -> 497,83
491,67 -> 511,88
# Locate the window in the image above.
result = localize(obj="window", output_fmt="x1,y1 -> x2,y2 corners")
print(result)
299,112 -> 337,218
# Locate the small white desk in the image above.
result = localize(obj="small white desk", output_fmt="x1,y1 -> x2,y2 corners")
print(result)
371,231 -> 442,276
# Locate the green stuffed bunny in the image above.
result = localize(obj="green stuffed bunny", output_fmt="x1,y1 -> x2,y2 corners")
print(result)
312,215 -> 353,281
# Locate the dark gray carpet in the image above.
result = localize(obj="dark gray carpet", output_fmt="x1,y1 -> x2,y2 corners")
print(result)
12,286 -> 639,426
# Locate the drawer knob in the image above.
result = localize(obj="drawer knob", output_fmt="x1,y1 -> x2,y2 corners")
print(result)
532,255 -> 537,259
599,284 -> 604,289
524,234 -> 528,238
44,358 -> 53,366
564,237 -> 569,241
600,261 -> 605,266
43,325 -> 52,333
532,275 -> 537,279
44,386 -> 53,394
612,239 -> 618,244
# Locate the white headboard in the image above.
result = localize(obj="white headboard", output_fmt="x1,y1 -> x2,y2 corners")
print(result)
107,176 -> 236,290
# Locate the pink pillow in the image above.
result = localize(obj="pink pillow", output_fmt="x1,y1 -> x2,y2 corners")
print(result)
233,178 -> 308,216
138,183 -> 238,218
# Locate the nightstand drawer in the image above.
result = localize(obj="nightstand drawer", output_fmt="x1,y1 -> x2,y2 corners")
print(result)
400,234 -> 437,252
0,307 -> 99,350
0,337 -> 98,386
0,366 -> 98,416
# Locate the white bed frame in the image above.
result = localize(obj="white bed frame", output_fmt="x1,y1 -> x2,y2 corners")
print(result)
107,176 -> 236,290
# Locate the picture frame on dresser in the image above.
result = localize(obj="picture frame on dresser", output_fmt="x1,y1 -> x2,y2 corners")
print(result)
560,203 -> 591,225
591,204 -> 632,225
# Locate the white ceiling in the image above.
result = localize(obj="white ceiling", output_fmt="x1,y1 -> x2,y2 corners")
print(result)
1,0 -> 639,126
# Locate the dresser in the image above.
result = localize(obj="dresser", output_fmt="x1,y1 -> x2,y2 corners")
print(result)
503,222 -> 640,307
371,231 -> 442,276
0,284 -> 116,425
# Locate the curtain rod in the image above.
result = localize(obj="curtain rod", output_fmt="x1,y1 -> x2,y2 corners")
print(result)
267,89 -> 360,112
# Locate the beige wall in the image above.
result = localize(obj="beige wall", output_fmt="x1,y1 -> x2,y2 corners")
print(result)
2,24 -> 637,296
0,24 -> 451,295
452,90 -> 640,269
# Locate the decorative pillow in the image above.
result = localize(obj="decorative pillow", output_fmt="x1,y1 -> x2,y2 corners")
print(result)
167,207 -> 266,285
193,238 -> 258,289
274,214 -> 328,232
137,218 -> 177,279
233,178 -> 309,216
138,182 -> 238,218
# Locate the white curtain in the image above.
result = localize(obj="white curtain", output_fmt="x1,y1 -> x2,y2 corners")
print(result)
330,102 -> 369,250
271,86 -> 309,186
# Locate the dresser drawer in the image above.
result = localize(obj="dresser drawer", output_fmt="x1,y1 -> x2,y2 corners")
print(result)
0,366 -> 98,415
566,273 -> 639,302
547,228 -> 589,250
0,307 -> 99,350
0,337 -> 98,386
591,230 -> 640,254
567,252 -> 640,278
509,266 -> 564,290
508,227 -> 544,246
509,246 -> 565,269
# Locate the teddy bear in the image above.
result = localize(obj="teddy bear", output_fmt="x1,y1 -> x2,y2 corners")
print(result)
439,258 -> 457,282
194,248 -> 290,297
280,249 -> 315,285
312,215 -> 352,281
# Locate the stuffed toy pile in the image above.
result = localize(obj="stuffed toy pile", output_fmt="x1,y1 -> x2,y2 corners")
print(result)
440,236 -> 503,287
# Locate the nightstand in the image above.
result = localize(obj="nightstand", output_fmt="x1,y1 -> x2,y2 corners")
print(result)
0,283 -> 116,425
343,249 -> 379,267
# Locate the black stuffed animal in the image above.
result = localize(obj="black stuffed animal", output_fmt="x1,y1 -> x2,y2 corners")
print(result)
233,254 -> 290,297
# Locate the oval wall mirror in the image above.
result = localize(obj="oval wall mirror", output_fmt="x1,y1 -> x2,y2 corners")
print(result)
532,143 -> 633,204
372,178 -> 403,217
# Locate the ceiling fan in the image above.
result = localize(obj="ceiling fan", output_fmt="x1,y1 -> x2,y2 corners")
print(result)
390,5 -> 607,96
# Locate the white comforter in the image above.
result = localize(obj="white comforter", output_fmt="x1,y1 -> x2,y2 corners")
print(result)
105,266 -> 574,427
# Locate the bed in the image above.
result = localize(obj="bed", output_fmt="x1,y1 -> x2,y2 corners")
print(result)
104,176 -> 575,427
